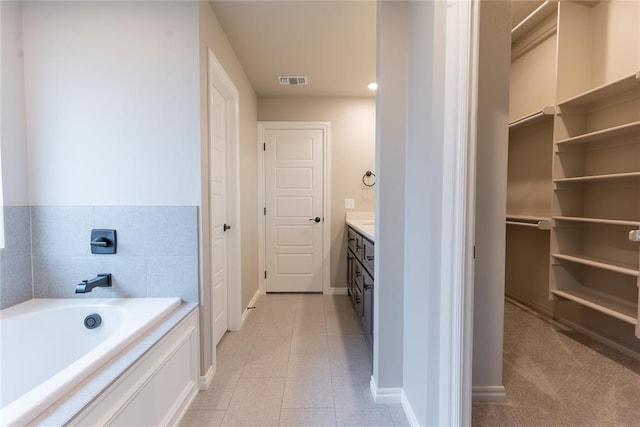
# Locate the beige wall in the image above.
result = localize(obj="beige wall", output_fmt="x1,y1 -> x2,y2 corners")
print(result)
199,1 -> 258,373
258,97 -> 376,289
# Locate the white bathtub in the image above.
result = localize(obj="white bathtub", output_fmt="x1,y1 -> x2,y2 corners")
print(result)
0,298 -> 181,426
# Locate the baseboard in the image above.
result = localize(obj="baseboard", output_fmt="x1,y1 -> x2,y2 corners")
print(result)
472,385 -> 507,402
369,376 -> 402,404
326,286 -> 348,295
400,390 -> 420,427
199,364 -> 215,390
506,296 -> 640,362
240,288 -> 261,327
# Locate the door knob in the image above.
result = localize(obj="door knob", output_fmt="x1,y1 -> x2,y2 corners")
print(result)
223,224 -> 231,232
309,217 -> 321,223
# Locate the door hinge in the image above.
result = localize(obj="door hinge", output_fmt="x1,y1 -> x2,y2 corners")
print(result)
264,207 -> 266,215
263,143 -> 266,151
473,246 -> 476,259
264,271 -> 267,279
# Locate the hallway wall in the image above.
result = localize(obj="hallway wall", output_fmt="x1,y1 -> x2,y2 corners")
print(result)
257,97 -> 376,290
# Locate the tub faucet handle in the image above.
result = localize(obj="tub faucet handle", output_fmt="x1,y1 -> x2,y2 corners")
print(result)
90,237 -> 109,247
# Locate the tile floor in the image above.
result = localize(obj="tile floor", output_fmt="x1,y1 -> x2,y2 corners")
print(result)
181,294 -> 409,427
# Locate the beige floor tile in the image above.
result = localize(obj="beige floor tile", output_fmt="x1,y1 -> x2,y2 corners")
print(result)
325,315 -> 364,336
279,408 -> 337,427
295,309 -> 326,323
332,376 -> 393,425
282,376 -> 334,409
242,336 -> 291,378
189,355 -> 247,410
293,320 -> 327,337
257,295 -> 299,312
290,334 -> 329,356
387,403 -> 410,426
334,406 -> 394,427
222,377 -> 285,426
180,410 -> 226,427
259,317 -> 296,337
180,410 -> 225,427
286,353 -> 331,380
217,330 -> 256,356
331,376 -> 374,407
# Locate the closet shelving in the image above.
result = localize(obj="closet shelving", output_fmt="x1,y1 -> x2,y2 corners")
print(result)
512,0 -> 557,38
550,64 -> 640,334
549,287 -> 638,325
505,0 -> 640,344
504,0 -> 558,313
551,253 -> 639,277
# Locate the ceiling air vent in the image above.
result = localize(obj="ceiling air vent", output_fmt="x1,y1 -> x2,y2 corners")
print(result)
279,76 -> 308,86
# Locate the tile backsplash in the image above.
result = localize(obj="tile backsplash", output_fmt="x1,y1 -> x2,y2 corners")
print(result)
0,206 -> 33,309
1,206 -> 199,309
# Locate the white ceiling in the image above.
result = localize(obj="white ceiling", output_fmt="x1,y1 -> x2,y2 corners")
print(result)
209,1 -> 377,98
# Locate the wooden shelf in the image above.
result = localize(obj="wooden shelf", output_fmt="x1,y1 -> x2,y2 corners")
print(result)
512,0 -> 558,42
554,171 -> 640,184
509,106 -> 555,130
552,253 -> 640,277
550,287 -> 638,325
553,216 -> 640,227
556,121 -> 640,146
558,71 -> 640,109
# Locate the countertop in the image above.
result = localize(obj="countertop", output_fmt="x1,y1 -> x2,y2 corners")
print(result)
346,211 -> 375,241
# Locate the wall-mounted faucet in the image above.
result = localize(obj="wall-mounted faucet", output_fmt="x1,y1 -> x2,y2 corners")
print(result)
75,274 -> 112,294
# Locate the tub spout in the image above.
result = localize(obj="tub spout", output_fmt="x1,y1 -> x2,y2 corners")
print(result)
75,274 -> 112,293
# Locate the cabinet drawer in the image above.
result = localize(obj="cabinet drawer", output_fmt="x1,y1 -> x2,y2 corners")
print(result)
362,238 -> 374,273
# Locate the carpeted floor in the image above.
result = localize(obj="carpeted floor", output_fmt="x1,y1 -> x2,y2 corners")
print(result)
473,300 -> 640,426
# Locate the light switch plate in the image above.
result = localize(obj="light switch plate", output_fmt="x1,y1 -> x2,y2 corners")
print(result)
344,199 -> 355,209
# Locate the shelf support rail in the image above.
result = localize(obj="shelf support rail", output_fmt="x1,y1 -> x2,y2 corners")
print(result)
506,219 -> 551,230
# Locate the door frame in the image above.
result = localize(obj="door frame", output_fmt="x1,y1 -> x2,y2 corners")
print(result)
207,48 -> 242,339
257,121 -> 332,294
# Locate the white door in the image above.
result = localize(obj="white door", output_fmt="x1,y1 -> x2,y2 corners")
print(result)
210,85 -> 228,345
264,128 -> 324,292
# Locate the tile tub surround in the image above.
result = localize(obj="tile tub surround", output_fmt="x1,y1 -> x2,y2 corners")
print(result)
0,206 -> 33,309
0,206 -> 199,306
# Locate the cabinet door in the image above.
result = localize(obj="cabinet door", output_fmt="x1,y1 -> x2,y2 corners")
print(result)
362,238 -> 374,274
353,283 -> 363,317
362,269 -> 374,340
347,251 -> 354,296
347,228 -> 358,254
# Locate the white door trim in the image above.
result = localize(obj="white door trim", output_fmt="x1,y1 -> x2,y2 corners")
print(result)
257,121 -> 331,294
207,49 -> 242,339
439,1 -> 479,425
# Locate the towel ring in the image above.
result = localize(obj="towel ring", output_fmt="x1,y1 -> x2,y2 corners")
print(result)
362,170 -> 376,187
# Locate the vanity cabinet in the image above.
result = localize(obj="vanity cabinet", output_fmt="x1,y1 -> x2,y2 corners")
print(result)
346,226 -> 374,353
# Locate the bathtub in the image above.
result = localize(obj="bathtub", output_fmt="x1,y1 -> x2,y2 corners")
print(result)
0,297 -> 181,426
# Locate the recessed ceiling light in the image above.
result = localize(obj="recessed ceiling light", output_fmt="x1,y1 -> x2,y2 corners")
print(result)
368,82 -> 378,91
